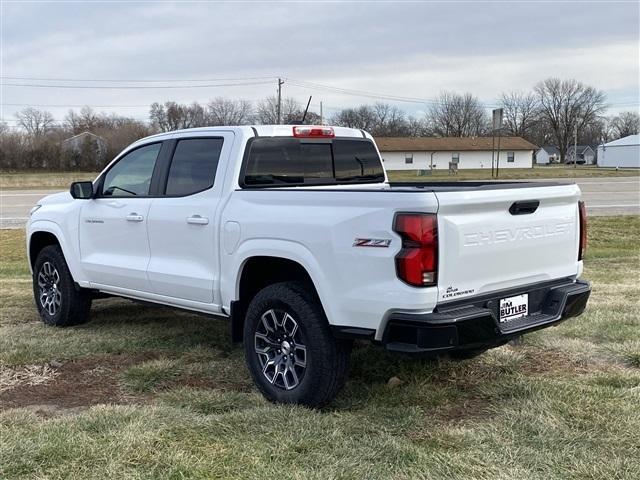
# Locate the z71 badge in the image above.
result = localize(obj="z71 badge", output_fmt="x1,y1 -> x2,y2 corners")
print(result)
353,238 -> 391,248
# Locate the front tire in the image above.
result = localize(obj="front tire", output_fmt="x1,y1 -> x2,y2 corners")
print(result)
33,245 -> 92,327
243,282 -> 351,408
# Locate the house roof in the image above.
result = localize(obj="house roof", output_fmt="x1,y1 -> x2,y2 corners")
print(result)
375,136 -> 537,152
602,134 -> 640,147
62,131 -> 106,143
538,145 -> 560,155
567,145 -> 594,155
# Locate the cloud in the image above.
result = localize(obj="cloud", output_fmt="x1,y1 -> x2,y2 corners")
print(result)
2,1 -> 638,122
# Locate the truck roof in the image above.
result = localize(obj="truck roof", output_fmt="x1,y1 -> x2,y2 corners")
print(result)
136,125 -> 369,144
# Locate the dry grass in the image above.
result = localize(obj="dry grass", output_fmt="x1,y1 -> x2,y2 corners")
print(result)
0,165 -> 638,191
0,217 -> 638,479
0,170 -> 98,189
387,165 -> 640,182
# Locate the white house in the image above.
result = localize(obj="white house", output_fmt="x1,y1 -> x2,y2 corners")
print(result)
536,145 -> 561,164
375,137 -> 536,171
597,134 -> 640,168
567,145 -> 596,165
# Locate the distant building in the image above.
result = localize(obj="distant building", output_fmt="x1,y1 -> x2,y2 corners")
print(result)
61,131 -> 107,156
566,145 -> 596,165
597,134 -> 640,168
375,136 -> 536,170
536,145 -> 561,164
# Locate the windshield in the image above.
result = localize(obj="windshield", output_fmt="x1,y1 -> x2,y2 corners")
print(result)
242,137 -> 385,187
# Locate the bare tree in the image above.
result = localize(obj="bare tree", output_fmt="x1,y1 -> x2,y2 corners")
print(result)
427,92 -> 488,137
149,102 -> 207,132
255,96 -> 300,124
406,116 -> 430,137
499,91 -> 539,139
534,78 -> 607,162
332,103 -> 411,136
15,107 -> 55,137
207,97 -> 253,125
331,105 -> 377,131
371,103 -> 409,136
609,111 -> 640,139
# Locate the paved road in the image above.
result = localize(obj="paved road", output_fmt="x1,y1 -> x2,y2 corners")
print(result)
1,177 -> 638,229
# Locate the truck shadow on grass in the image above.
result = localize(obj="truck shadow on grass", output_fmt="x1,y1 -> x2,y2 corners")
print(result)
0,298 -> 607,422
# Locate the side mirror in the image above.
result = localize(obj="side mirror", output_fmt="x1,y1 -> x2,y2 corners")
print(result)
70,181 -> 94,199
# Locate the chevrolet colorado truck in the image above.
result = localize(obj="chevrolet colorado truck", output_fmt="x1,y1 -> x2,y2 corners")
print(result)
27,125 -> 591,407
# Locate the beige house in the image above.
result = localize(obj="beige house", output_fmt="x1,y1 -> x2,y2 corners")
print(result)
376,137 -> 537,171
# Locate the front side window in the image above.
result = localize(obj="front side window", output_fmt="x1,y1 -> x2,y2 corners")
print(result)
405,153 -> 413,164
507,151 -> 515,163
165,138 -> 224,196
102,143 -> 161,196
243,138 -> 384,187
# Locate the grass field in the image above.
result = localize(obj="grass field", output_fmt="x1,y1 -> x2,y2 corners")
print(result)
1,217 -> 639,479
1,165 -> 639,190
387,166 -> 640,182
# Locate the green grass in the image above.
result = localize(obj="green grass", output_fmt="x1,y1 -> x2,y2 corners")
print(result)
1,217 -> 639,479
387,165 -> 640,182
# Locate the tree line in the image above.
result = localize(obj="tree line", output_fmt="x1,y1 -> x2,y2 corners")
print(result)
1,77 -> 638,170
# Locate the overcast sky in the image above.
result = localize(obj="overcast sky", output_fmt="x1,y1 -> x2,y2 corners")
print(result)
2,0 -> 639,126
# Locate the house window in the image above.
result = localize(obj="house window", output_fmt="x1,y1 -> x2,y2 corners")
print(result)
405,153 -> 413,164
451,153 -> 459,164
507,151 -> 515,163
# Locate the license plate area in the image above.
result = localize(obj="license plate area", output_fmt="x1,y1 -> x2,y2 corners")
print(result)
499,294 -> 529,323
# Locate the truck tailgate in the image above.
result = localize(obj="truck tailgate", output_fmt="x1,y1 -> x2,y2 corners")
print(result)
435,183 -> 581,303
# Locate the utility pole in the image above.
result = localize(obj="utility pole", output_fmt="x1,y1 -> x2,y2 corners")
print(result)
276,78 -> 284,125
573,123 -> 578,169
320,101 -> 323,125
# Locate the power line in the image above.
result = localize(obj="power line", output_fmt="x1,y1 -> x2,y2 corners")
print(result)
2,80 -> 274,90
2,103 -> 151,108
0,75 -> 277,83
286,78 -> 443,105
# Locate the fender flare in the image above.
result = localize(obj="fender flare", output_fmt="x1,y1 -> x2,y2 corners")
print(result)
222,238 -> 337,324
27,220 -> 86,285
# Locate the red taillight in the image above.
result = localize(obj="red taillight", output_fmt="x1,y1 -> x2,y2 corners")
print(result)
292,126 -> 335,138
578,200 -> 587,260
393,213 -> 438,287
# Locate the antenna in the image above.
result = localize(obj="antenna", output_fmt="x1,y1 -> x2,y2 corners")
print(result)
301,96 -> 312,124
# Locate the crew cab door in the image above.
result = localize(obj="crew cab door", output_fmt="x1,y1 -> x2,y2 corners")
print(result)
146,133 -> 233,306
79,142 -> 165,292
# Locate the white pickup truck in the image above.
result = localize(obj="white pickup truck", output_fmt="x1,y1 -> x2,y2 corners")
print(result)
27,125 -> 591,407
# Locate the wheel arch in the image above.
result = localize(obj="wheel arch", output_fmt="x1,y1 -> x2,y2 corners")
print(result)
28,231 -> 61,269
230,254 -> 328,343
27,221 -> 85,284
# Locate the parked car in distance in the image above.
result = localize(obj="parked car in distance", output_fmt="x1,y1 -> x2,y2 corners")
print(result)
27,125 -> 591,407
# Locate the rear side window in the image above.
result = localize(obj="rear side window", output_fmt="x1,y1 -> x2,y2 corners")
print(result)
243,138 -> 384,187
165,138 -> 224,196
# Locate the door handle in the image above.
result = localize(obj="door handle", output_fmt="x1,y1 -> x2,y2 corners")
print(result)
125,213 -> 144,222
509,200 -> 540,215
187,215 -> 209,225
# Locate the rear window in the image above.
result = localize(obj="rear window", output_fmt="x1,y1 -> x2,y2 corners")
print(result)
242,138 -> 385,187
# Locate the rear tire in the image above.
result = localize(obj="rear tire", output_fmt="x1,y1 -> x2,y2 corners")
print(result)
243,281 -> 351,408
33,245 -> 92,327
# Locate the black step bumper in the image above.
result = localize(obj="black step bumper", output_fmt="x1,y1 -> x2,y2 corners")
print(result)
382,279 -> 591,354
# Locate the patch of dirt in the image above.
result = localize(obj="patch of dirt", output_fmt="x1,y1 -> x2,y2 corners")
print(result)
514,346 -> 604,376
432,396 -> 492,423
0,353 -> 159,413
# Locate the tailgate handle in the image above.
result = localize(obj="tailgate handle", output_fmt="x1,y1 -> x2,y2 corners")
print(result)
509,200 -> 539,215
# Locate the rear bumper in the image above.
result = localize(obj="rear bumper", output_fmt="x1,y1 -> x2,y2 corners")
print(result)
382,279 -> 591,354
